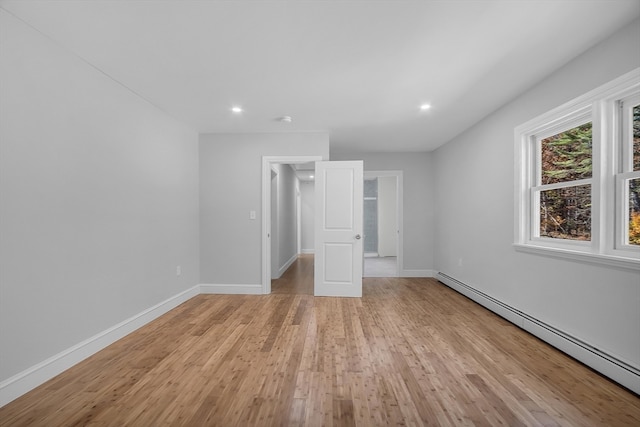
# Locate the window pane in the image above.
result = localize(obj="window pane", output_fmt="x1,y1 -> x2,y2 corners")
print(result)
630,178 -> 640,245
633,104 -> 640,171
541,123 -> 592,185
539,184 -> 591,240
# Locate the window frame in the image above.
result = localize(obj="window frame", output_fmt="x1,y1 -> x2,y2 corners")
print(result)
514,68 -> 640,270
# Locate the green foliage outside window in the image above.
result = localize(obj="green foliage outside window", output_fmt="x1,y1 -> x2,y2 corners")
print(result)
539,123 -> 592,240
541,123 -> 593,185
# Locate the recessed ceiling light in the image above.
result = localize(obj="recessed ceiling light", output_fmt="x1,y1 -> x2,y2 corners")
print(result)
420,103 -> 431,111
309,175 -> 314,179
231,106 -> 243,113
279,116 -> 293,123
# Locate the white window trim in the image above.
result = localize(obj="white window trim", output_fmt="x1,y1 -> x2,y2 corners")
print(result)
514,68 -> 640,271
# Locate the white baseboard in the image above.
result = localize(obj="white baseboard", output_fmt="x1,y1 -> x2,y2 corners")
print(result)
437,272 -> 640,395
199,283 -> 263,295
0,285 -> 200,407
278,254 -> 298,277
400,269 -> 436,278
301,249 -> 314,254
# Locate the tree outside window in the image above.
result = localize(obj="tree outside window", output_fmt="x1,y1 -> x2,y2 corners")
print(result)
539,123 -> 592,241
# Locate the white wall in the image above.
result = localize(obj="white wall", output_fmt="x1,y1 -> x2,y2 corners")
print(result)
199,133 -> 329,286
333,152 -> 434,274
433,19 -> 640,379
270,169 -> 279,279
273,164 -> 298,277
300,181 -> 315,253
0,10 -> 200,383
377,176 -> 397,257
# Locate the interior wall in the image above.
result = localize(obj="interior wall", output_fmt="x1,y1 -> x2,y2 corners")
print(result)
270,169 -> 279,279
274,164 -> 298,277
433,19 -> 640,373
0,10 -> 200,382
332,152 -> 434,273
300,181 -> 315,253
378,176 -> 397,257
199,133 -> 329,286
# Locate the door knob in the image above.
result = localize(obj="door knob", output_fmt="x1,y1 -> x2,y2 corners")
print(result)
355,234 -> 361,240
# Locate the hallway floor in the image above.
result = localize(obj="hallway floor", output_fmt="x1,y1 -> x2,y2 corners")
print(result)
364,256 -> 397,277
271,254 -> 399,297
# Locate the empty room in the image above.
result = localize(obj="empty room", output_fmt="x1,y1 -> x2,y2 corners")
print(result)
1,1 -> 639,426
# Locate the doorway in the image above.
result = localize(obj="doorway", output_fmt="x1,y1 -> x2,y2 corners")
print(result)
262,157 -> 365,296
270,167 -> 279,279
261,156 -> 322,294
271,162 -> 315,295
363,171 -> 403,277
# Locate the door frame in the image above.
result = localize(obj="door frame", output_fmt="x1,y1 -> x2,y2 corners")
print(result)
262,155 -> 323,294
364,170 -> 403,276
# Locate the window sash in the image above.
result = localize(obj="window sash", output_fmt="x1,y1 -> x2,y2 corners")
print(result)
530,116 -> 595,246
532,178 -> 592,193
531,179 -> 593,243
534,117 -> 592,187
615,171 -> 640,251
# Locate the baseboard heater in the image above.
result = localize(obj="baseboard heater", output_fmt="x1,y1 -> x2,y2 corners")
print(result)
436,272 -> 640,395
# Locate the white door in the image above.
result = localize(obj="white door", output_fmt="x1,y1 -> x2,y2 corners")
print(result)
314,161 -> 363,297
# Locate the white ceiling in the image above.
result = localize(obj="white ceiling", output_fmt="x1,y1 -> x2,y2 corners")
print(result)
2,0 -> 639,153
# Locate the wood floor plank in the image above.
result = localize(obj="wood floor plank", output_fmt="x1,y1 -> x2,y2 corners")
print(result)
1,255 -> 639,426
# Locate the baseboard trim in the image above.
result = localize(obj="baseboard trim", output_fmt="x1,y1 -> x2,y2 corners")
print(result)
0,285 -> 200,407
301,249 -> 314,254
199,283 -> 263,295
400,269 -> 436,278
436,272 -> 640,395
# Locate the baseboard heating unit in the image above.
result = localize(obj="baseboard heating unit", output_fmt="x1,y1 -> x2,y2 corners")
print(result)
436,272 -> 640,395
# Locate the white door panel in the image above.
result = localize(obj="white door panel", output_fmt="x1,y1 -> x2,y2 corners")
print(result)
315,161 -> 363,297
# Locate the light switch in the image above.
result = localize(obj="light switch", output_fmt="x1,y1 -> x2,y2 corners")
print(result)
249,210 -> 256,220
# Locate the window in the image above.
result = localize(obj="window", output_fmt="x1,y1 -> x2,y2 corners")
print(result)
537,121 -> 593,242
515,69 -> 640,269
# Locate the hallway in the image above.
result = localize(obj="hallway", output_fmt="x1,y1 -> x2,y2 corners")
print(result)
271,254 -> 314,295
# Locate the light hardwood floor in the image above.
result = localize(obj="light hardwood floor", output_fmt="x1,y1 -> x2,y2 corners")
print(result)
1,255 -> 639,426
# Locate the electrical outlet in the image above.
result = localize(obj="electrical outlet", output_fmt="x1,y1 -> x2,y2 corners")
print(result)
249,210 -> 256,220
176,265 -> 181,276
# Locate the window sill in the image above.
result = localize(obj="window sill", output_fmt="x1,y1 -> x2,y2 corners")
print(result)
513,243 -> 640,271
